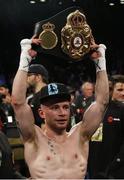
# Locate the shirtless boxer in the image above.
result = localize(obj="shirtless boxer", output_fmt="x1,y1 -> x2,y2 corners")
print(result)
12,38 -> 109,179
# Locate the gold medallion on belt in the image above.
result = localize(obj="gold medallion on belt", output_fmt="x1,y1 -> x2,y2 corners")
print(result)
39,22 -> 58,49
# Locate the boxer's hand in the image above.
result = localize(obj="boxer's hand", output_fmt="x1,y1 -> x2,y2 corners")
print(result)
28,49 -> 37,58
31,38 -> 41,45
28,37 -> 41,58
90,42 -> 101,60
90,50 -> 101,60
90,44 -> 107,72
19,39 -> 33,72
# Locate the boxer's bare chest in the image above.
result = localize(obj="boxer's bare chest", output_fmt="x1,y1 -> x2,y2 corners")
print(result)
24,129 -> 88,178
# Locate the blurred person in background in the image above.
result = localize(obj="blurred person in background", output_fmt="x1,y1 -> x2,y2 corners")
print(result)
111,74 -> 124,102
27,64 -> 49,127
0,84 -> 15,132
66,86 -> 77,131
74,81 -> 95,122
0,129 -> 26,179
0,83 -> 11,104
0,83 -> 26,178
88,74 -> 124,179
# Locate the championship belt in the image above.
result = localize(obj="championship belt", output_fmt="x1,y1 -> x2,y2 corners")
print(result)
61,10 -> 94,60
33,6 -> 95,62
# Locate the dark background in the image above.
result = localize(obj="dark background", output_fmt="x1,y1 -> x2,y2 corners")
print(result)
0,0 -> 124,89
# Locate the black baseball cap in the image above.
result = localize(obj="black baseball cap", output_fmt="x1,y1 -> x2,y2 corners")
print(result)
40,83 -> 71,104
28,64 -> 49,81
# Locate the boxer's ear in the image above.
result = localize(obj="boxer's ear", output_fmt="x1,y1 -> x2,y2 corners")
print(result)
38,108 -> 45,119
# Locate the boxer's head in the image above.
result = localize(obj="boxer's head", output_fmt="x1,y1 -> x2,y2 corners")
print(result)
39,83 -> 71,131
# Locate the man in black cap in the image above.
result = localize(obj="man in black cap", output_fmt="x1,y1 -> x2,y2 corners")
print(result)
27,64 -> 49,127
12,37 -> 109,179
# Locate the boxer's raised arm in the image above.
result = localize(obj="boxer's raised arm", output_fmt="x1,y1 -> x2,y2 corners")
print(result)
80,44 -> 109,140
12,38 -> 40,142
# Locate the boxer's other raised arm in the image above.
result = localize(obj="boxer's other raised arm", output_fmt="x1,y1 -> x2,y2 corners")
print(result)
81,44 -> 109,140
12,38 -> 40,142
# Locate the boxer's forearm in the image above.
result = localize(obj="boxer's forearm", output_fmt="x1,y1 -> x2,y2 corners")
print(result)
94,44 -> 109,106
12,70 -> 28,105
95,71 -> 109,106
12,39 -> 32,105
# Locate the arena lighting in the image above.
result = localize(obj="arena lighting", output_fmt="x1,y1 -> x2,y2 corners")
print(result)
58,1 -> 63,5
39,0 -> 47,2
120,0 -> 124,4
109,2 -> 115,5
29,0 -> 47,4
30,0 -> 36,3
107,0 -> 124,5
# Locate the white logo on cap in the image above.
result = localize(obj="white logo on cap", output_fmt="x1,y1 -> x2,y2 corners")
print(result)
48,83 -> 58,95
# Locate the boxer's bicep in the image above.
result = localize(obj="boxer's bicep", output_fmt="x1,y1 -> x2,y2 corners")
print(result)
80,102 -> 104,140
14,103 -> 35,142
